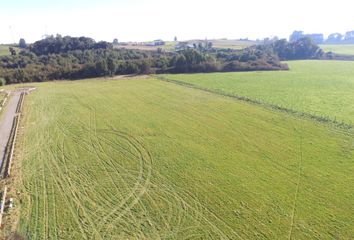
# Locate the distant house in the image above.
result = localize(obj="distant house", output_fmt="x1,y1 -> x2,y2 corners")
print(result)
153,39 -> 165,46
144,40 -> 166,46
174,42 -> 195,51
145,42 -> 155,46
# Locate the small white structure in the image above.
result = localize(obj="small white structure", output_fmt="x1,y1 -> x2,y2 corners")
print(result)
9,198 -> 14,208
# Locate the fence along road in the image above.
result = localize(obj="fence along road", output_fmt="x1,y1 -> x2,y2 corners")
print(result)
0,92 -> 21,169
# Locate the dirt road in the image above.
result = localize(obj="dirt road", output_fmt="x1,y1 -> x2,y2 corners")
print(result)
0,92 -> 21,168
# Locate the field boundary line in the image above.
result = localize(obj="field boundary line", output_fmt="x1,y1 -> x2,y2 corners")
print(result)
0,89 -> 33,237
6,114 -> 20,177
155,76 -> 353,130
287,134 -> 303,239
4,93 -> 24,177
0,116 -> 18,178
16,93 -> 24,114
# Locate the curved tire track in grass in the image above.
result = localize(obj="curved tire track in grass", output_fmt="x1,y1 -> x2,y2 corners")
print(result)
96,128 -> 241,239
93,129 -> 153,238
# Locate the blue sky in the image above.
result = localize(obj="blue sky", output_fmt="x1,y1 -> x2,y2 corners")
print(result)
1,0 -> 354,43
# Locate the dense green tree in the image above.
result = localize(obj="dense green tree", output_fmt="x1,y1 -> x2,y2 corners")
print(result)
19,38 -> 27,48
326,33 -> 343,44
207,42 -> 213,49
30,35 -> 112,55
95,59 -> 109,76
175,54 -> 187,69
289,31 -> 304,42
0,35 -> 292,83
344,31 -> 354,43
269,38 -> 323,60
107,57 -> 117,76
139,60 -> 151,74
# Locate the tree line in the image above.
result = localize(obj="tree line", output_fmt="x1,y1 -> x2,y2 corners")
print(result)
290,30 -> 354,44
0,35 -> 324,84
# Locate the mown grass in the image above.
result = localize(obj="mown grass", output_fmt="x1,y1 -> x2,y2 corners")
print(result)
320,44 -> 354,55
13,77 -> 354,239
161,60 -> 354,125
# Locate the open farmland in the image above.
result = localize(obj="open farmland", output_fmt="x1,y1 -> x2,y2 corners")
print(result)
13,77 -> 354,239
0,45 -> 10,56
0,45 -> 19,56
161,60 -> 354,125
320,44 -> 354,55
114,39 -> 254,52
210,39 -> 256,49
114,41 -> 177,51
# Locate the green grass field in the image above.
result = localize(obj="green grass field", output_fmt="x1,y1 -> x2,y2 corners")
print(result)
210,39 -> 255,49
320,44 -> 354,55
15,77 -> 354,239
0,45 -> 10,56
114,41 -> 177,51
114,39 -> 253,52
161,60 -> 354,125
0,45 -> 19,56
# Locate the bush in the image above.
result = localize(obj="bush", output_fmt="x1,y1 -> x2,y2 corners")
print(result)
222,60 -> 288,72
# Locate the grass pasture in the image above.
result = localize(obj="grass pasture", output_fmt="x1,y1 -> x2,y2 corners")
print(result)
161,60 -> 354,125
0,45 -> 19,56
210,39 -> 256,49
114,39 -> 254,52
320,44 -> 354,55
14,77 -> 354,239
0,45 -> 10,56
114,41 -> 177,51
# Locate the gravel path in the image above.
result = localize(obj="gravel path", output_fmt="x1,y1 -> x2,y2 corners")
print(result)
0,92 -> 21,168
